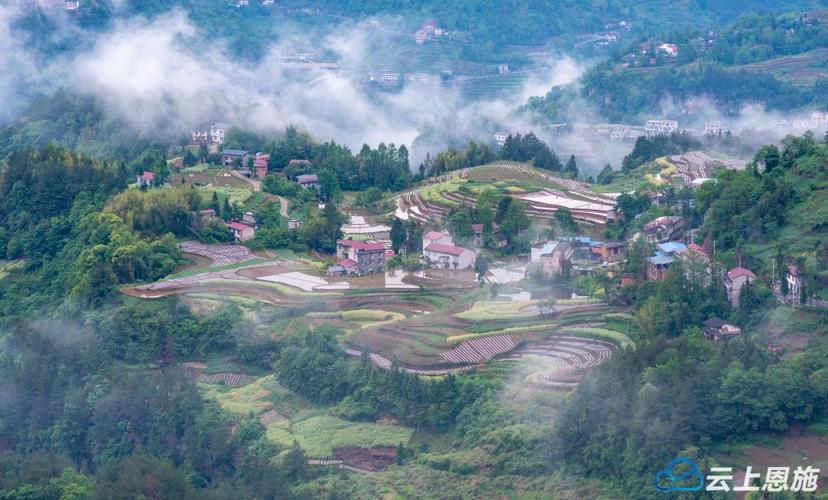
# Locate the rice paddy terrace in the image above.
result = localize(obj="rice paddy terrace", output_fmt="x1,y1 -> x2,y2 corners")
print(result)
395,161 -> 620,226
659,151 -> 749,187
345,296 -> 635,386
126,239 -> 635,388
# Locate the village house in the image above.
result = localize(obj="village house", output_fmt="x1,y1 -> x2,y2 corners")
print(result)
644,119 -> 679,137
210,123 -> 229,145
373,71 -> 401,86
530,240 -> 573,278
253,153 -> 269,179
197,208 -> 216,219
704,121 -> 723,135
677,242 -> 710,263
422,230 -> 453,248
327,264 -> 347,277
674,242 -> 711,283
493,131 -> 509,147
242,212 -> 257,226
591,241 -> 625,263
137,171 -> 155,188
296,174 -> 319,190
702,318 -> 742,341
289,159 -> 311,168
191,129 -> 209,144
288,219 -> 301,230
471,223 -> 506,247
656,43 -> 679,57
646,242 -> 687,281
221,149 -> 249,167
725,267 -> 757,308
786,264 -> 804,303
335,240 -> 387,276
619,272 -> 638,287
226,221 -> 256,242
423,241 -> 476,270
641,190 -> 666,206
643,215 -> 685,243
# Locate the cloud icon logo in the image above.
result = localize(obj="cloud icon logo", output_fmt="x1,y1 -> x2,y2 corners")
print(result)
654,457 -> 705,492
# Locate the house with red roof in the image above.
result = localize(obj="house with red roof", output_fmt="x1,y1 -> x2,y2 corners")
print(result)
684,242 -> 710,261
226,221 -> 256,242
725,267 -> 756,308
471,223 -> 506,247
296,174 -> 319,190
336,240 -> 387,275
137,171 -> 155,188
422,230 -> 453,248
423,242 -> 475,270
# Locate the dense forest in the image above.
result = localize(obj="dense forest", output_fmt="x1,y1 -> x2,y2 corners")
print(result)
1,107 -> 827,495
2,2 -> 828,497
527,11 -> 828,123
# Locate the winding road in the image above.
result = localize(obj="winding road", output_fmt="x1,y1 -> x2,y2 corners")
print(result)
230,170 -> 289,217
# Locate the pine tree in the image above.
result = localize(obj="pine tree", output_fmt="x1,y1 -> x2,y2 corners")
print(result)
565,155 -> 579,178
390,218 -> 406,253
283,440 -> 307,482
211,192 -> 220,213
222,198 -> 232,221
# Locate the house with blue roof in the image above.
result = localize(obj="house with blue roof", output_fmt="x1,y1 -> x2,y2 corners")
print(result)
647,242 -> 688,281
530,240 -> 573,278
221,149 -> 249,167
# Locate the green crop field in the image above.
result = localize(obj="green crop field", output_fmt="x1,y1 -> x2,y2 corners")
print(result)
557,327 -> 635,350
266,415 -> 414,458
454,300 -> 538,322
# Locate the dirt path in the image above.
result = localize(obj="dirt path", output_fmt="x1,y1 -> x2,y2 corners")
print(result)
229,170 -> 289,216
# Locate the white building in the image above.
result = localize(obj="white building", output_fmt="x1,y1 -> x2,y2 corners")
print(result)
210,123 -> 229,145
657,43 -> 679,57
423,242 -> 475,270
810,112 -> 828,130
493,131 -> 509,147
645,119 -> 679,137
704,121 -> 722,135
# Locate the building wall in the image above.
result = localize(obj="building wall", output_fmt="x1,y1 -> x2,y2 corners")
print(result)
232,226 -> 255,242
355,250 -> 385,275
423,249 -> 474,269
530,246 -> 572,277
726,275 -> 753,308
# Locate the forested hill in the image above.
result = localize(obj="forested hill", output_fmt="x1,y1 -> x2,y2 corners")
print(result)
18,0 -> 828,60
526,9 -> 828,123
310,0 -> 825,45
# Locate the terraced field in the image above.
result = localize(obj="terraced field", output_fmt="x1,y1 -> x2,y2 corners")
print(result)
345,294 -> 633,383
506,335 -> 616,387
662,151 -> 749,187
730,48 -> 828,84
395,161 -> 619,226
